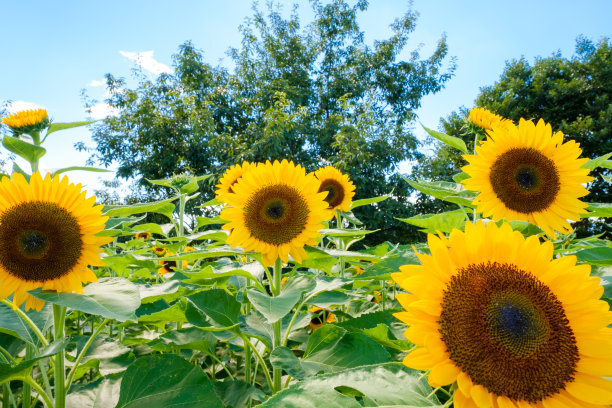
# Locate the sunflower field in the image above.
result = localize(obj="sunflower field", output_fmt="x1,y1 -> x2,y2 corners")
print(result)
0,107 -> 611,408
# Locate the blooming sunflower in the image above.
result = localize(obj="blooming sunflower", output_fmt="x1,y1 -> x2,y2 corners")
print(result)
392,221 -> 612,408
157,246 -> 194,275
1,108 -> 50,135
152,246 -> 167,256
469,107 -> 513,131
308,306 -> 336,330
314,166 -> 356,212
0,173 -> 111,311
216,161 -> 255,201
135,231 -> 151,241
462,118 -> 593,238
220,160 -> 332,267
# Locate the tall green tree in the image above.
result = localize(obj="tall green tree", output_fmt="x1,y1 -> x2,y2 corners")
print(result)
82,0 -> 455,244
412,36 -> 612,237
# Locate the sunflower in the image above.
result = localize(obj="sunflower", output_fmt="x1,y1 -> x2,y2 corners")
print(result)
462,118 -> 593,238
392,220 -> 612,408
469,107 -> 513,131
1,108 -> 50,135
135,231 -> 151,241
313,166 -> 356,212
219,160 -> 332,267
216,161 -> 255,201
0,173 -> 111,311
308,306 -> 336,330
157,246 -> 194,275
152,246 -> 167,256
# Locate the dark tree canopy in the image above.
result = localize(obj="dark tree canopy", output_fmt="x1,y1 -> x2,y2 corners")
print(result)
82,0 -> 455,244
412,36 -> 612,238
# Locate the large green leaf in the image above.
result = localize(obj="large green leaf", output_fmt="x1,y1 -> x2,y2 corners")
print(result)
0,303 -> 52,345
247,276 -> 316,323
585,203 -> 612,218
350,194 -> 390,210
583,152 -> 612,169
576,247 -> 612,266
70,335 -> 134,379
46,120 -> 97,135
185,289 -> 241,329
51,166 -> 111,176
147,327 -> 217,353
29,278 -> 141,322
422,123 -> 468,153
116,354 -> 224,408
2,134 -> 46,163
103,198 -> 176,220
260,363 -> 441,407
398,209 -> 467,233
0,338 -> 69,382
183,262 -> 265,285
212,380 -> 267,408
137,280 -> 181,303
66,374 -> 122,408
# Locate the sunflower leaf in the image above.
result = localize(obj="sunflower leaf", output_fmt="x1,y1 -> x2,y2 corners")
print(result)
397,209 -> 467,233
422,123 -> 468,153
0,338 -> 70,383
2,134 -> 46,163
185,289 -> 241,328
350,194 -> 390,210
46,120 -> 97,136
583,152 -> 612,170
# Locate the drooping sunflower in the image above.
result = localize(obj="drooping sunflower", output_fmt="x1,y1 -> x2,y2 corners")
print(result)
216,161 -> 255,201
392,221 -> 612,408
1,108 -> 50,135
308,306 -> 336,331
469,107 -> 513,131
313,166 -> 356,212
462,118 -> 593,238
220,160 -> 332,267
0,173 -> 111,311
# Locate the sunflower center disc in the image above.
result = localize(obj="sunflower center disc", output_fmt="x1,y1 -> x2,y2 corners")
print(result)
489,147 -> 560,213
163,260 -> 177,272
244,184 -> 309,245
439,262 -> 579,403
0,201 -> 83,281
318,179 -> 345,209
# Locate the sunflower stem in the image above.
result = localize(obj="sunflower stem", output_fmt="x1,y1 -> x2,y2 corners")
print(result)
272,258 -> 283,393
178,193 -> 186,237
239,334 -> 273,391
65,318 -> 109,390
21,376 -> 53,408
52,305 -> 66,408
0,299 -> 48,347
3,383 -> 9,408
22,344 -> 34,408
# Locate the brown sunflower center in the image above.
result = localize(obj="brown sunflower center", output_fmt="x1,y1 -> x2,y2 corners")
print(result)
244,184 -> 309,245
489,148 -> 560,213
439,262 -> 579,403
318,179 -> 345,209
162,260 -> 177,272
0,201 -> 83,281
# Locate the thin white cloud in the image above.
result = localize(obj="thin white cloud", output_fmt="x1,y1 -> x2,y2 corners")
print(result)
89,79 -> 106,87
5,100 -> 47,113
86,103 -> 119,120
119,50 -> 173,75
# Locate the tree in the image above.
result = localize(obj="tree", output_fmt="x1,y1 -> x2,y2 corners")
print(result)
82,0 -> 455,244
412,36 -> 612,238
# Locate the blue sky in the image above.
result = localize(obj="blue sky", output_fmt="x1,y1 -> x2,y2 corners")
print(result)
1,0 -> 611,191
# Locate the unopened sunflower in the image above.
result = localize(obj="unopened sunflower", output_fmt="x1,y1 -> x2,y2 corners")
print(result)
462,118 -> 593,237
1,108 -> 50,135
314,166 -> 356,212
220,160 -> 332,267
469,107 -> 513,131
0,173 -> 111,311
216,161 -> 255,201
393,221 -> 612,408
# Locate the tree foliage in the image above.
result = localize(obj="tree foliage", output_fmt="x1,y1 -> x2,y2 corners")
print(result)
413,36 -> 612,238
81,0 -> 455,244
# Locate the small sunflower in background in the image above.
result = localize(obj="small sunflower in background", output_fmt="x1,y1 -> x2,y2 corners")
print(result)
308,306 -> 336,331
152,246 -> 167,256
135,231 -> 151,241
220,160 -> 332,267
392,221 -> 612,408
216,161 -> 255,201
0,173 -> 111,311
157,246 -> 194,275
314,166 -> 355,212
1,108 -> 50,135
469,107 -> 513,131
462,118 -> 593,237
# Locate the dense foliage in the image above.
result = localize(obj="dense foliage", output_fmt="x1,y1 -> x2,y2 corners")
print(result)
81,0 -> 455,245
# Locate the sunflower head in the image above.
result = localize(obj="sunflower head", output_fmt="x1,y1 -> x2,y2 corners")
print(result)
157,252 -> 188,275
152,246 -> 167,256
314,166 -> 356,212
1,109 -> 50,135
135,231 -> 151,241
308,306 -> 336,330
219,160 -> 332,267
392,221 -> 612,408
469,107 -> 513,131
216,161 -> 255,201
462,118 -> 594,238
0,172 -> 111,311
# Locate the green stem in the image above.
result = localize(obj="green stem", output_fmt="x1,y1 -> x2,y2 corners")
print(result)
178,193 -> 186,237
272,258 -> 282,393
37,361 -> 53,403
53,305 -> 66,408
3,383 -> 9,408
0,300 -> 48,347
240,335 -> 273,391
21,376 -> 53,408
65,318 -> 109,390
0,345 -> 15,363
207,352 -> 235,381
22,344 -> 34,408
